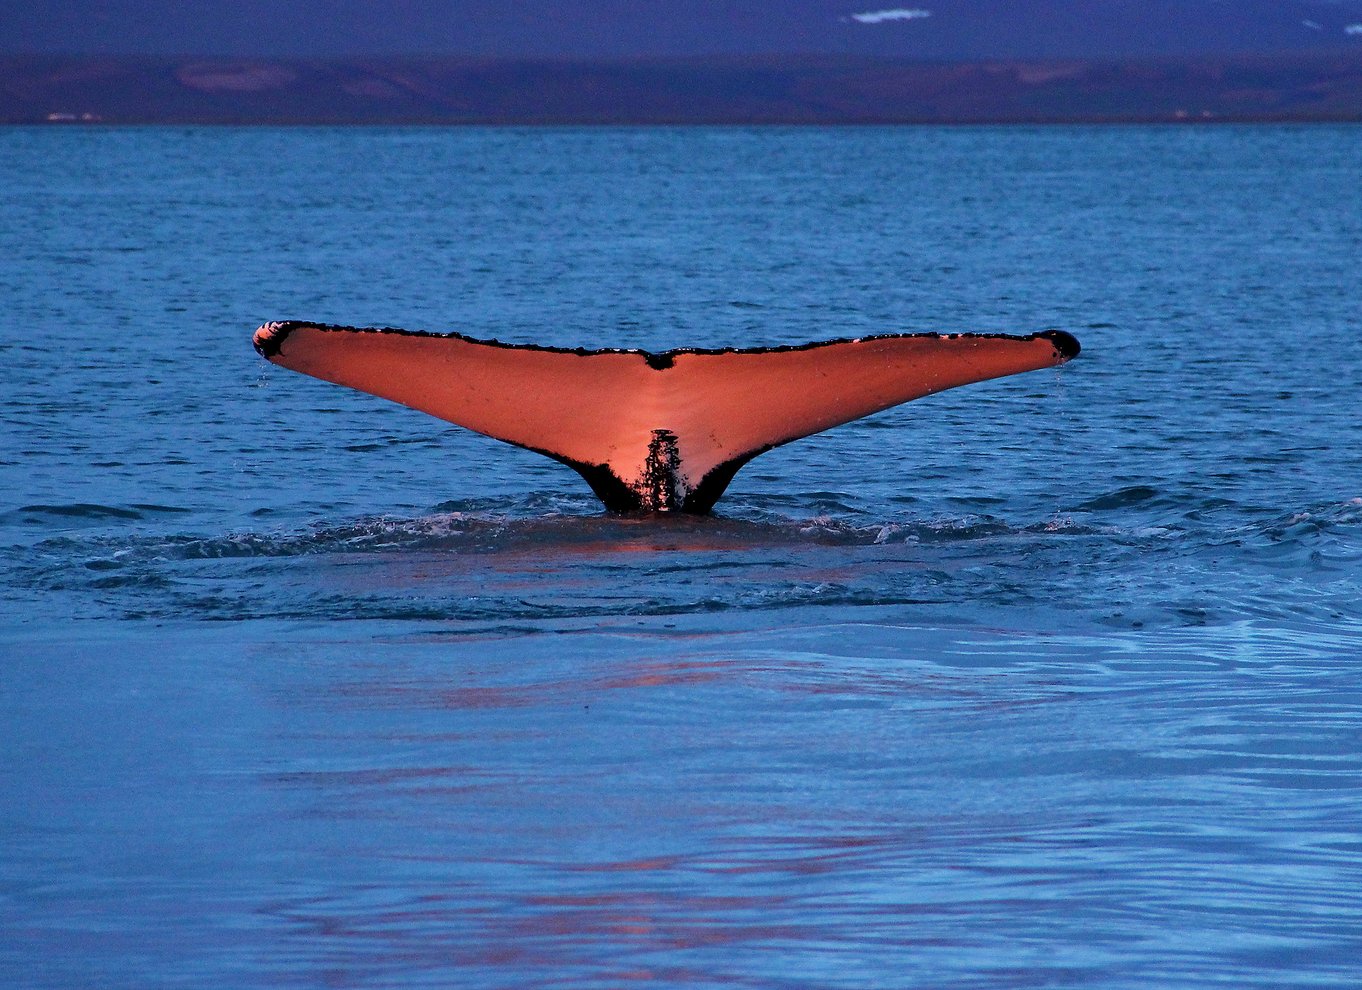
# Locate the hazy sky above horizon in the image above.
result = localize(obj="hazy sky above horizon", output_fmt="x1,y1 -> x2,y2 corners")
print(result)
5,0 -> 1362,59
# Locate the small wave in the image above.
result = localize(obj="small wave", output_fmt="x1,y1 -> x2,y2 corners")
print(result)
1238,498 -> 1362,563
1276,497 -> 1362,530
1237,498 -> 1362,544
5,502 -> 193,525
1074,486 -> 1160,511
13,503 -> 141,521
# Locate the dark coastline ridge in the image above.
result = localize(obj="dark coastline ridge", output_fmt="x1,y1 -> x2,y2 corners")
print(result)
6,51 -> 1362,125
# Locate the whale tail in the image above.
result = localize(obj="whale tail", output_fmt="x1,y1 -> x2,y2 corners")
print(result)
253,322 -> 1079,513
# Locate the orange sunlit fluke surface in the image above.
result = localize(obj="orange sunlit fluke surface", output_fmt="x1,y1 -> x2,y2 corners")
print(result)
253,322 -> 1079,513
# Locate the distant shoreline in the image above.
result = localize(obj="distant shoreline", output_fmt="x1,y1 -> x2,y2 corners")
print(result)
19,119 -> 1362,128
6,52 -> 1362,125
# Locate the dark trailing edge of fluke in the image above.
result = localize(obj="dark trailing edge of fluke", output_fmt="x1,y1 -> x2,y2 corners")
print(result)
254,320 -> 1079,366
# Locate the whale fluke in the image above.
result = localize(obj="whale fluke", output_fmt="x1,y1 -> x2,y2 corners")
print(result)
253,321 -> 1079,513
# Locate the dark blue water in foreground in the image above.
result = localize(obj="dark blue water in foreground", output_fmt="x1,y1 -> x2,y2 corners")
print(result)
3,126 -> 1361,988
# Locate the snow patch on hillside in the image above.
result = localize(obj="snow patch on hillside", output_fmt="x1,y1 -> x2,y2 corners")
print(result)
849,9 -> 932,25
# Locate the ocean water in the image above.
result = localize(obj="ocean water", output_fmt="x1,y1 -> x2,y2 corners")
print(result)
2,125 -> 1361,988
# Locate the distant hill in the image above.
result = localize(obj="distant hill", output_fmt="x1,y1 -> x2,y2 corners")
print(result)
5,53 -> 1362,124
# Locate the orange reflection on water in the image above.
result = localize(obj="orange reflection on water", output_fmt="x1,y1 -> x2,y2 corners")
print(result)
326,657 -> 738,712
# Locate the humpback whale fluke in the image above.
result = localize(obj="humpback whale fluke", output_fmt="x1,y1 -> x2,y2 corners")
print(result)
253,321 -> 1079,514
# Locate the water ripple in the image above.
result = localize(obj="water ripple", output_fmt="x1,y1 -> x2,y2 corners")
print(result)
4,495 -> 1360,627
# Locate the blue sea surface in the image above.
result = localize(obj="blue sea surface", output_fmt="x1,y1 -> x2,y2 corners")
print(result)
2,125 -> 1361,988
